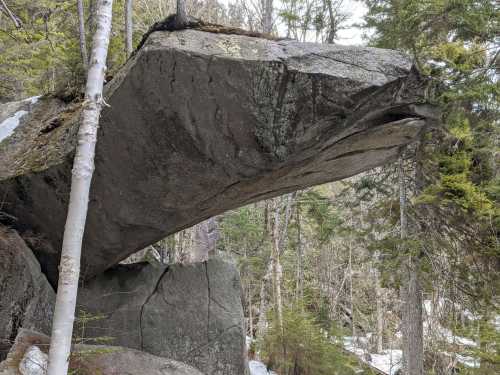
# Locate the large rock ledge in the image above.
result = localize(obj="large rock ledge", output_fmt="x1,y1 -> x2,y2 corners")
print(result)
0,28 -> 438,282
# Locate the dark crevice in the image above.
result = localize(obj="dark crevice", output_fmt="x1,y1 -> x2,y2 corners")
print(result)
139,266 -> 170,351
198,180 -> 241,209
310,53 -> 393,77
320,116 -> 423,154
209,296 -> 231,314
323,145 -> 400,163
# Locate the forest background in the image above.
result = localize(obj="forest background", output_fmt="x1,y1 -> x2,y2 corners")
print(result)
0,0 -> 498,374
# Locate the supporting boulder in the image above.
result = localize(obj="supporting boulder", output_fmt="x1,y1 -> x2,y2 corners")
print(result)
0,329 -> 204,375
0,225 -> 55,361
0,27 -> 437,282
77,258 -> 248,375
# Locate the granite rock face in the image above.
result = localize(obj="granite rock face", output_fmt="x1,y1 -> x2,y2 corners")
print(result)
0,329 -> 204,375
77,258 -> 248,375
0,225 -> 55,361
0,28 -> 437,281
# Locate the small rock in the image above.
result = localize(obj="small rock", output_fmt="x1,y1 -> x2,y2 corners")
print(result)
19,346 -> 47,375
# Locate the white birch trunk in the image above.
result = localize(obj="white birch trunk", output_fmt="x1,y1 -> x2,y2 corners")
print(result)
46,1 -> 114,374
77,0 -> 88,72
124,0 -> 133,56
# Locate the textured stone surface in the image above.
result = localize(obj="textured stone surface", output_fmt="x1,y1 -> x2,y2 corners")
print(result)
0,225 -> 55,361
0,329 -> 203,375
77,258 -> 248,375
0,29 -> 437,281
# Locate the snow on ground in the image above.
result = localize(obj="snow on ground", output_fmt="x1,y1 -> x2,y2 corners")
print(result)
442,352 -> 481,369
370,350 -> 403,375
0,96 -> 40,143
249,360 -> 277,375
26,96 -> 40,105
439,326 -> 477,347
423,299 -> 478,348
343,337 -> 402,375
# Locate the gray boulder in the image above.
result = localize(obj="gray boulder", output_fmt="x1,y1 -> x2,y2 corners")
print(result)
77,258 -> 247,375
0,28 -> 438,281
0,225 -> 55,361
0,329 -> 204,375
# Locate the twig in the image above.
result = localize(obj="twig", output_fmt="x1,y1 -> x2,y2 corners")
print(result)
0,0 -> 22,29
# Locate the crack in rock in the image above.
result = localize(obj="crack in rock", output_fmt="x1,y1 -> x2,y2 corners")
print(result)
139,266 -> 170,351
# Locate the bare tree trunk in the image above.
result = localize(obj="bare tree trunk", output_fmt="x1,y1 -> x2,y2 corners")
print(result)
375,269 -> 384,353
176,0 -> 188,26
272,194 -> 294,330
348,238 -> 355,338
77,0 -> 88,72
248,288 -> 254,338
398,158 -> 424,375
46,1 -> 114,374
325,0 -> 336,43
190,217 -> 218,262
124,0 -> 133,56
295,204 -> 304,303
0,0 -> 22,28
262,0 -> 273,33
256,262 -> 272,342
271,203 -> 283,330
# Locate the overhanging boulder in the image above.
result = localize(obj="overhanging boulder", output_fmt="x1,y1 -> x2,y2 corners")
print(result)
0,27 -> 437,282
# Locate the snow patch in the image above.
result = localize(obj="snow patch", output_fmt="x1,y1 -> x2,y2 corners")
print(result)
24,95 -> 41,105
442,352 -> 480,369
343,337 -> 402,375
249,360 -> 277,375
0,109 -> 28,143
494,315 -> 500,331
370,350 -> 403,375
0,95 -> 40,143
455,353 -> 480,368
19,345 -> 47,375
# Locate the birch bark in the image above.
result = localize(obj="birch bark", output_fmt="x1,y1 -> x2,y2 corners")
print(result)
46,1 -> 114,374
